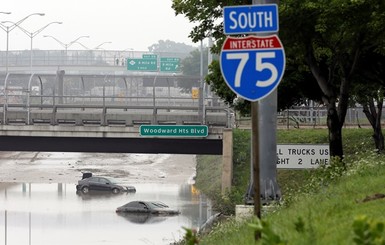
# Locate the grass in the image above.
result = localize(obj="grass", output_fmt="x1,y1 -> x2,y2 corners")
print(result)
195,155 -> 222,194
264,161 -> 385,245
191,127 -> 385,245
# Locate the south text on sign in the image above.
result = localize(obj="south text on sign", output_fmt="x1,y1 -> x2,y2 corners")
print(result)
228,11 -> 274,31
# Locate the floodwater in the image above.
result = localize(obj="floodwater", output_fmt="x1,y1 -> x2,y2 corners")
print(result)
0,182 -> 212,245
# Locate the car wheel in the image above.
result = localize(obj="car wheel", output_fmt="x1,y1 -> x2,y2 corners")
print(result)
112,188 -> 120,194
81,186 -> 89,194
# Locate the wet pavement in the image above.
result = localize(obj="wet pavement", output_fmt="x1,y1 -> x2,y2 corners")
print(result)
0,182 -> 212,245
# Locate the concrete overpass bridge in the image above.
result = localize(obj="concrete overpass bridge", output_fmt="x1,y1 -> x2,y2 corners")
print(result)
0,49 -> 233,128
0,50 -> 235,192
0,71 -> 232,129
0,70 -> 233,154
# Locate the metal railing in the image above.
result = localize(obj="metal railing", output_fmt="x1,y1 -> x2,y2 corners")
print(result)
236,106 -> 383,129
0,102 -> 232,127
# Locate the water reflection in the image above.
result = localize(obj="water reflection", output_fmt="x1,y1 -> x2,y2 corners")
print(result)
0,182 -> 212,245
76,190 -> 136,201
116,212 -> 172,224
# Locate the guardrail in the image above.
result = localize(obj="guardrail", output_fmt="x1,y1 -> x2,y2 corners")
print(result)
0,103 -> 233,127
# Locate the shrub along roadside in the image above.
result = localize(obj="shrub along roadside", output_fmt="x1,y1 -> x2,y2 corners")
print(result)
191,128 -> 384,244
195,128 -> 333,215
195,128 -> 251,214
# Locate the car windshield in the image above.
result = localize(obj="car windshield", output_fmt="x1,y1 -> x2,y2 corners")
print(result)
148,202 -> 169,209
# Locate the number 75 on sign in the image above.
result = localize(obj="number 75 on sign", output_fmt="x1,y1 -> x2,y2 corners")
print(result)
220,35 -> 285,102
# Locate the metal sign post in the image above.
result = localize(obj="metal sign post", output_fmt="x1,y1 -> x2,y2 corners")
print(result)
251,101 -> 261,220
221,1 -> 283,240
253,0 -> 282,208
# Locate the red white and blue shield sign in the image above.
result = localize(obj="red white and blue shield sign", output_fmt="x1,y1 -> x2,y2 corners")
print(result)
220,35 -> 285,102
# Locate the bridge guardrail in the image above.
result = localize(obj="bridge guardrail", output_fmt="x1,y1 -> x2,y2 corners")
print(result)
0,103 -> 233,128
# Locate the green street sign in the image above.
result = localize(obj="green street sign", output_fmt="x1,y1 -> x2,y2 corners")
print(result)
160,57 -> 180,72
160,57 -> 180,62
127,58 -> 157,71
140,125 -> 208,137
142,54 -> 157,59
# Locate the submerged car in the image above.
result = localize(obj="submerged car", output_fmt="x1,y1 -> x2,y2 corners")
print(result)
116,201 -> 180,215
76,175 -> 136,194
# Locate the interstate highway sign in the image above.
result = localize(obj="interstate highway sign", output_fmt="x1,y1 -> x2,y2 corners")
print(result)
223,4 -> 278,34
220,35 -> 285,101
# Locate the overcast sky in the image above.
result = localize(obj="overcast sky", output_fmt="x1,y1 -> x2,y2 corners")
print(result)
0,0 -> 198,52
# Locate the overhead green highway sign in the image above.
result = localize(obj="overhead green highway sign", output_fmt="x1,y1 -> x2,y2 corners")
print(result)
127,58 -> 157,71
142,54 -> 157,59
160,57 -> 180,72
140,125 -> 208,137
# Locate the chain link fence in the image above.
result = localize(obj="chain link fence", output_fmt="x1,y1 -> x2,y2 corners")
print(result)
236,106 -> 382,129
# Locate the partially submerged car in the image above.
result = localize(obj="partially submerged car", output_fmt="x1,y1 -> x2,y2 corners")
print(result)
76,174 -> 136,194
116,201 -> 180,215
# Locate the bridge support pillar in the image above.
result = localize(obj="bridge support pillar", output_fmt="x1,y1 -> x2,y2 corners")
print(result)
221,128 -> 233,194
57,70 -> 65,104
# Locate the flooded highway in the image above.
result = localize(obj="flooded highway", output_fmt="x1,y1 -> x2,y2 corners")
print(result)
0,152 -> 212,245
0,182 -> 212,245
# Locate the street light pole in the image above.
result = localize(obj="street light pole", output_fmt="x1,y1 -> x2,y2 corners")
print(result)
93,42 -> 112,64
43,35 -> 90,52
72,41 -> 112,50
43,35 -> 90,65
72,41 -> 112,64
8,21 -> 62,72
0,13 -> 45,73
199,39 -> 205,124
71,41 -> 90,50
120,48 -> 133,58
94,41 -> 112,50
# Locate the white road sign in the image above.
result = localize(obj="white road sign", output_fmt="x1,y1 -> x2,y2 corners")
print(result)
277,144 -> 330,169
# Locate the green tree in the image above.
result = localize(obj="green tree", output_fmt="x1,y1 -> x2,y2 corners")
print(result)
182,48 -> 208,77
172,0 -> 324,110
279,0 -> 385,159
173,0 -> 385,159
351,50 -> 385,152
172,0 -> 251,110
147,39 -> 196,58
178,47 -> 209,93
277,58 -> 323,110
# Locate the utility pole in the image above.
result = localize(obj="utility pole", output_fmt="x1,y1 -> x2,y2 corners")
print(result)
199,39 -> 205,124
222,4 -> 284,241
